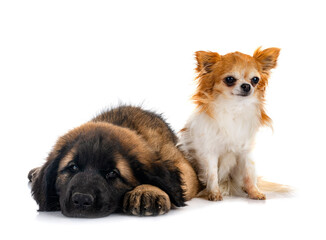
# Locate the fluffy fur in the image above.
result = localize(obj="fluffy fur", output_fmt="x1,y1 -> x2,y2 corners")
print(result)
178,47 -> 282,201
28,106 -> 199,217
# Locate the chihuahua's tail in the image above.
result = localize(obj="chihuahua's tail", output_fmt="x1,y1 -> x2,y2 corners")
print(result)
218,177 -> 292,197
257,177 -> 292,193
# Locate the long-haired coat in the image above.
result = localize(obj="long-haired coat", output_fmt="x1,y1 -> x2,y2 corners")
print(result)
178,47 -> 283,201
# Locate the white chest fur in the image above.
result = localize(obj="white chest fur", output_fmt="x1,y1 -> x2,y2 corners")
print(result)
210,95 -> 261,151
179,95 -> 262,186
185,96 -> 261,154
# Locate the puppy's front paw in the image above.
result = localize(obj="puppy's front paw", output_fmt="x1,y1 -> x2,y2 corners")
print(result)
123,185 -> 171,216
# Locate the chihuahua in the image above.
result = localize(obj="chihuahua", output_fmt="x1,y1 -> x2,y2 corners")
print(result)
178,47 -> 281,201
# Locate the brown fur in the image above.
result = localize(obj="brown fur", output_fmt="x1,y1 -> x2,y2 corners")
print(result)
123,184 -> 171,216
192,47 -> 280,125
92,106 -> 200,200
29,106 -> 199,217
115,154 -> 139,186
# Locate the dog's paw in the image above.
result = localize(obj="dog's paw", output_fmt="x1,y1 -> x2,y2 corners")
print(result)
248,191 -> 266,200
207,192 -> 223,201
123,185 -> 171,216
207,191 -> 223,201
197,188 -> 223,201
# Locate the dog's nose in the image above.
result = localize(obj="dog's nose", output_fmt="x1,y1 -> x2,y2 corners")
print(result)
72,192 -> 94,208
241,83 -> 251,92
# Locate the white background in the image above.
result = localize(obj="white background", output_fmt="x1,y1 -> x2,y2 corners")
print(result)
1,0 -> 325,239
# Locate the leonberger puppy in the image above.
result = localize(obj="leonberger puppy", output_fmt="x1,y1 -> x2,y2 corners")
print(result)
28,106 -> 199,218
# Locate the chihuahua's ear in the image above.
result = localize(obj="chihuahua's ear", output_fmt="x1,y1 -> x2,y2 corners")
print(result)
195,51 -> 221,73
253,47 -> 280,72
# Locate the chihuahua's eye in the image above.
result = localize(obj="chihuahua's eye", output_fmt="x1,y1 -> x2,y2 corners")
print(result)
68,163 -> 79,173
106,169 -> 120,180
251,77 -> 260,85
224,76 -> 236,86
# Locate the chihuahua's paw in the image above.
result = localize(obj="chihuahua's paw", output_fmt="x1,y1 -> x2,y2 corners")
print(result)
197,188 -> 223,201
248,191 -> 266,200
208,191 -> 223,201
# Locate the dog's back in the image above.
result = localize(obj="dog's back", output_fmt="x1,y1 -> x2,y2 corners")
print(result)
92,106 -> 177,149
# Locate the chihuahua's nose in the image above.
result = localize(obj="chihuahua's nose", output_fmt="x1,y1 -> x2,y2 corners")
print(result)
241,83 -> 251,93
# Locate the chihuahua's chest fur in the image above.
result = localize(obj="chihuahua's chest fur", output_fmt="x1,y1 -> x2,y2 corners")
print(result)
179,96 -> 261,184
184,96 -> 260,152
210,95 -> 261,151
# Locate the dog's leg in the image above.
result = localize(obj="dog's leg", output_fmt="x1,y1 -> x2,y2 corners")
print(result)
197,155 -> 223,201
123,184 -> 171,216
243,175 -> 266,200
233,154 -> 266,200
207,157 -> 223,201
174,152 -> 200,201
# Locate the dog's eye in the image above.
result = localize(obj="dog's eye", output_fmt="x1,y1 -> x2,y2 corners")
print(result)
106,169 -> 120,180
68,163 -> 79,173
251,77 -> 260,85
224,76 -> 236,86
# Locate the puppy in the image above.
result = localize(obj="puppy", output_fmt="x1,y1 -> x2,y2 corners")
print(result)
178,47 -> 281,201
28,106 -> 199,217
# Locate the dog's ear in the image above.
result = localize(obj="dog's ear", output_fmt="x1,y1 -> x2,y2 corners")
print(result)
31,151 -> 61,211
144,160 -> 186,207
195,51 -> 220,73
253,47 -> 280,72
